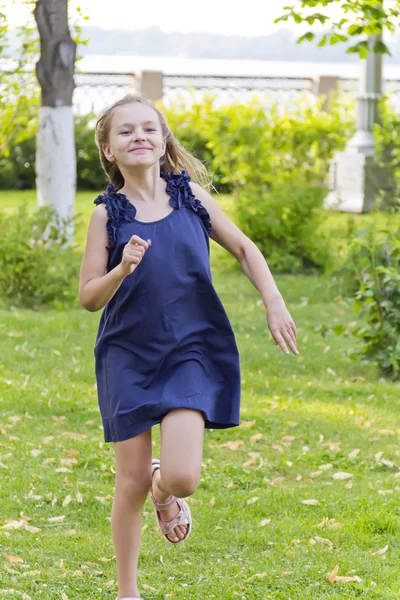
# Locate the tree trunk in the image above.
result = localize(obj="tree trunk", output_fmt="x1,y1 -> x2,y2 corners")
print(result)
34,0 -> 77,241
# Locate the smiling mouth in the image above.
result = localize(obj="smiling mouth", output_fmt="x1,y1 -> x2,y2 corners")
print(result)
130,148 -> 152,152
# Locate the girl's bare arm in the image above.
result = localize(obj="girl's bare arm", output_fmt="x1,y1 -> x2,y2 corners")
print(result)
79,205 -> 126,312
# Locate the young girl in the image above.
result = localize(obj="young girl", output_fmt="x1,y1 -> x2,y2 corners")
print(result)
78,93 -> 299,600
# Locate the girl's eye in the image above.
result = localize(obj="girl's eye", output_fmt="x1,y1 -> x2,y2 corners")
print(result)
146,128 -> 156,132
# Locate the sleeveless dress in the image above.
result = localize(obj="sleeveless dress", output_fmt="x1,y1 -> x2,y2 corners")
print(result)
93,170 -> 241,443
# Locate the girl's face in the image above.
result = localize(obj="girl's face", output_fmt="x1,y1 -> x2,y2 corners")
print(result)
103,102 -> 166,171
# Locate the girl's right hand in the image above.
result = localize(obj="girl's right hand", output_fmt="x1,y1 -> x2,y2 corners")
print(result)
118,235 -> 150,277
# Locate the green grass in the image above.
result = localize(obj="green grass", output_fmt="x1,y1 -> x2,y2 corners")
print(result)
1,191 -> 400,598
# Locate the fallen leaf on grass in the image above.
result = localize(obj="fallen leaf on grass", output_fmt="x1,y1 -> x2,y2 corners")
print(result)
246,572 -> 267,582
3,554 -> 23,567
348,449 -> 360,458
332,472 -> 353,480
250,433 -> 263,445
310,470 -> 323,478
218,440 -> 244,451
319,463 -> 333,471
260,519 -> 271,527
317,518 -> 344,529
372,544 -> 389,556
242,452 -> 261,468
314,536 -> 333,546
247,497 -> 259,504
302,499 -> 319,506
328,565 -> 339,583
142,584 -> 157,591
240,420 -> 256,428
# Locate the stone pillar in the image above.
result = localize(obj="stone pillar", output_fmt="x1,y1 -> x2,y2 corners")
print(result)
315,75 -> 341,111
324,34 -> 387,213
135,71 -> 164,102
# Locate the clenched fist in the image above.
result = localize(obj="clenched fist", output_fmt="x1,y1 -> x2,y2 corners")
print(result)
118,235 -> 150,277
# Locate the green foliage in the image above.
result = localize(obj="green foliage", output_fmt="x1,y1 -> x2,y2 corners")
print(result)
0,204 -> 81,309
75,113 -> 108,189
160,95 -> 232,193
349,226 -> 400,379
235,183 -> 333,273
0,113 -> 108,190
276,0 -> 397,57
205,94 -> 354,191
313,222 -> 400,380
373,95 -> 400,212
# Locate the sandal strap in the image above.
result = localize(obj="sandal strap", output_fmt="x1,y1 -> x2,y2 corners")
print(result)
150,490 -> 177,510
156,498 -> 190,536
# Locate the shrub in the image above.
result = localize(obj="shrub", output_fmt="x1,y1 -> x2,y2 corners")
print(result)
235,182 -> 333,274
0,204 -> 81,309
312,222 -> 400,380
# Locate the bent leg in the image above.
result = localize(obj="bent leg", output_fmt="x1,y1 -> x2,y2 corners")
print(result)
152,408 -> 205,542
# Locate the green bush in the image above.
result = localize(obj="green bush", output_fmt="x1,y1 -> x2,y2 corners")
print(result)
349,226 -> 400,379
75,113 -> 108,189
313,222 -> 400,380
0,113 -> 107,190
204,93 -> 355,191
0,204 -> 81,309
373,95 -> 400,212
235,182 -> 333,273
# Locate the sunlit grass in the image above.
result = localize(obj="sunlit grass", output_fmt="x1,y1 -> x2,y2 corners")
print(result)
0,190 -> 399,598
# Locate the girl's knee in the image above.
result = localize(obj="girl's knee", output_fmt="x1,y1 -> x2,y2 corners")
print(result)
116,469 -> 152,497
162,471 -> 200,498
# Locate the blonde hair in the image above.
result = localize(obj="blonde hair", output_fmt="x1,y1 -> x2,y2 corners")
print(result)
95,93 -> 212,191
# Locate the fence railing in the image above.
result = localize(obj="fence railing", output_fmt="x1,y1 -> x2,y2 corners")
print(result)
4,68 -> 400,114
72,70 -> 400,114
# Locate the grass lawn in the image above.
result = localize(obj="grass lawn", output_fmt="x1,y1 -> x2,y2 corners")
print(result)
1,191 -> 400,598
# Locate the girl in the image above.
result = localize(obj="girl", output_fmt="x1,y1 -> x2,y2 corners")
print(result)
78,93 -> 299,600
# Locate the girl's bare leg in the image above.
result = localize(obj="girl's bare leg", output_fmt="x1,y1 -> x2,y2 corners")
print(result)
112,428 -> 152,599
151,408 -> 205,542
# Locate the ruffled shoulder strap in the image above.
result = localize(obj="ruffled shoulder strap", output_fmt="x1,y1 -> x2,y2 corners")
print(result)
160,170 -> 211,235
93,184 -> 136,250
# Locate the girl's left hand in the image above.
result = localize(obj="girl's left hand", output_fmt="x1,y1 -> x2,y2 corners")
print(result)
266,301 -> 299,356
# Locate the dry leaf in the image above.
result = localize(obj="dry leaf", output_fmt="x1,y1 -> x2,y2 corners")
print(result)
372,544 -> 389,556
241,420 -> 256,428
247,497 -> 259,504
250,433 -> 263,445
328,564 -> 340,583
260,519 -> 271,527
332,472 -> 353,480
246,572 -> 267,582
219,440 -> 244,451
348,449 -> 360,458
314,536 -> 333,546
335,575 -> 362,583
302,499 -> 319,506
242,452 -> 260,468
3,553 -> 23,567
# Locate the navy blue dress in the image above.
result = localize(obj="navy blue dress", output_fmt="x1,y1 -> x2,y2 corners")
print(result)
93,170 -> 241,443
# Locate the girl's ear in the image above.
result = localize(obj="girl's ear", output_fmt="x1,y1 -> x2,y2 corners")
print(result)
103,144 -> 114,162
